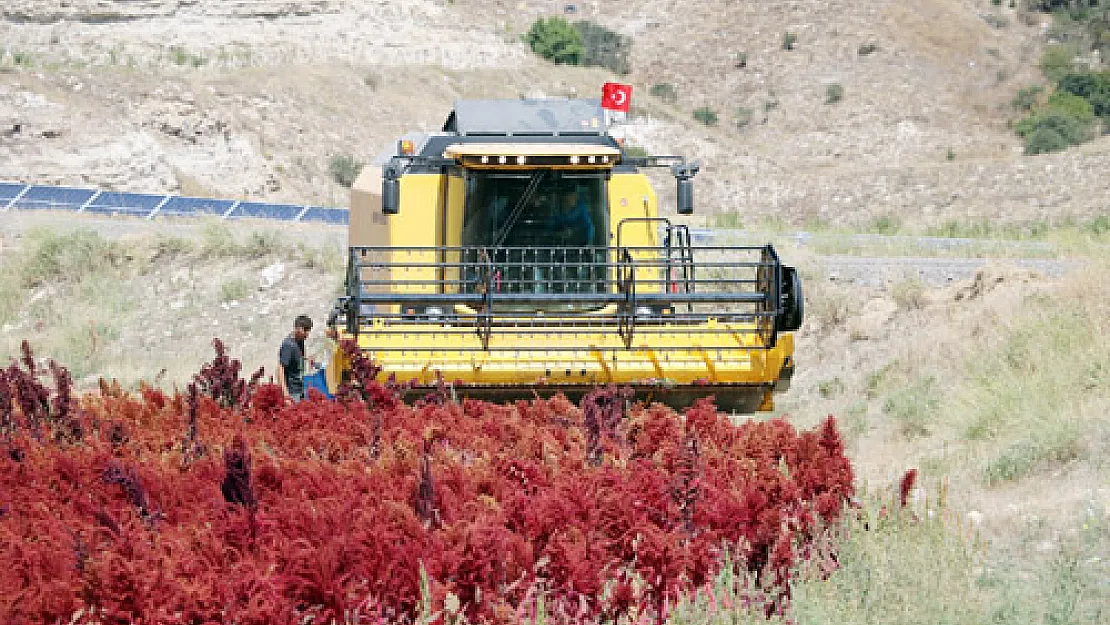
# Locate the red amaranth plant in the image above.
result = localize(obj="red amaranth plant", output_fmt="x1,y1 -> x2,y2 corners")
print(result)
48,361 -> 83,442
672,431 -> 700,533
413,444 -> 439,527
221,435 -> 257,512
581,385 -> 632,464
101,461 -> 156,523
181,382 -> 205,465
5,342 -> 51,439
0,368 -> 11,432
193,338 -> 264,409
0,373 -> 855,624
899,468 -> 918,508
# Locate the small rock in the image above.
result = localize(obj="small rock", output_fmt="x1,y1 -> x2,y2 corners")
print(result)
259,262 -> 286,290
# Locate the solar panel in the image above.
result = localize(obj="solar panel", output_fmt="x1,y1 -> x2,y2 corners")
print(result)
157,196 -> 235,217
0,182 -> 27,202
85,191 -> 165,217
232,201 -> 304,221
0,181 -> 349,226
299,206 -> 350,225
11,185 -> 97,210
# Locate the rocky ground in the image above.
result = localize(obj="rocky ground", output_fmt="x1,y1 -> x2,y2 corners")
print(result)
0,0 -> 1106,226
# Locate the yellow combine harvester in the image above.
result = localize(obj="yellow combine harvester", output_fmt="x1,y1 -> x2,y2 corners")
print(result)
327,98 -> 802,411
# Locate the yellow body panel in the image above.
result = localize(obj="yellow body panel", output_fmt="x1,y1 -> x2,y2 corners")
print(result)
336,323 -> 791,387
387,174 -> 443,304
607,173 -> 663,292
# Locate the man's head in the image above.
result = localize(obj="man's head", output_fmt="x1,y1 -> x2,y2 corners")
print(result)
293,315 -> 313,340
561,187 -> 579,210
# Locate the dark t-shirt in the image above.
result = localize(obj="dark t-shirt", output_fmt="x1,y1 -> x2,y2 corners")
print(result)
279,335 -> 306,398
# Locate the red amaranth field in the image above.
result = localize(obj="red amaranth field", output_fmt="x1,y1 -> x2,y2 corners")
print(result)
0,340 -> 853,624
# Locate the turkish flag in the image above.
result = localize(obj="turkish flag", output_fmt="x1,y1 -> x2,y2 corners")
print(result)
601,82 -> 632,112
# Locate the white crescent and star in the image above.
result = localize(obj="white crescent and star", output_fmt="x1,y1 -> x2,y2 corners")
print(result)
612,90 -> 627,106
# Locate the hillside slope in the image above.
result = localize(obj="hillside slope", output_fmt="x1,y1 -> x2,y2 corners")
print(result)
1,0 -> 1106,228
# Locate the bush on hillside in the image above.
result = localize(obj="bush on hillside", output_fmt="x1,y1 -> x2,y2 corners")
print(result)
1040,45 -> 1078,84
573,20 -> 632,74
693,106 -> 719,126
1012,85 -> 1044,111
524,16 -> 585,65
650,82 -> 679,104
1015,81 -> 1105,153
1023,126 -> 1072,154
1057,70 -> 1110,120
328,154 -> 364,188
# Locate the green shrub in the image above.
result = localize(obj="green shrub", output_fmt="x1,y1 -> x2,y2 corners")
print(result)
572,20 -> 631,74
734,106 -> 754,128
168,45 -> 207,68
1011,85 -> 1044,111
714,211 -> 744,228
1040,45 -> 1077,83
328,154 -> 364,188
622,144 -> 649,158
11,51 -> 33,67
692,107 -> 719,126
882,375 -> 939,438
983,428 -> 1083,486
825,83 -> 844,104
1087,214 -> 1110,235
1057,70 -> 1110,118
219,277 -> 253,303
20,229 -> 120,288
1024,126 -> 1072,154
1018,108 -> 1092,143
524,17 -> 584,65
869,214 -> 901,235
650,82 -> 679,104
1017,91 -> 1096,153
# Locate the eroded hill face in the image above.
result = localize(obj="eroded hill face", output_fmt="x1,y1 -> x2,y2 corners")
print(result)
0,0 -> 1106,226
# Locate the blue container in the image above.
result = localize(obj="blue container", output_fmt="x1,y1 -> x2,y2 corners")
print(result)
303,368 -> 333,399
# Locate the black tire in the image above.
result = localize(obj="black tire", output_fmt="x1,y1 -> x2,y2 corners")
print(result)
777,266 -> 804,331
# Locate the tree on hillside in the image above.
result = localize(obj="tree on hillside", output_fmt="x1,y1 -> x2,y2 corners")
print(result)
525,17 -> 584,65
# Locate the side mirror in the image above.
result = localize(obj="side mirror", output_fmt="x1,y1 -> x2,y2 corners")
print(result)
382,167 -> 400,215
677,177 -> 694,215
671,160 -> 699,215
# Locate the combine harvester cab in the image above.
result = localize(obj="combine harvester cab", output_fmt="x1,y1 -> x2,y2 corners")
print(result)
327,98 -> 803,412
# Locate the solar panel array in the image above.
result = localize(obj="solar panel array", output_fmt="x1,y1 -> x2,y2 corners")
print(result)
0,182 -> 349,225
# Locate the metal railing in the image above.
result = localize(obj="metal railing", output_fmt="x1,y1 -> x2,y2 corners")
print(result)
333,241 -> 785,350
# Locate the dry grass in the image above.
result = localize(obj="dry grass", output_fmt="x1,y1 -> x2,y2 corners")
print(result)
0,224 -> 344,388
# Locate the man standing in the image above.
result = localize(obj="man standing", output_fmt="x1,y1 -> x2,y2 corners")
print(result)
278,315 -> 312,401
